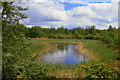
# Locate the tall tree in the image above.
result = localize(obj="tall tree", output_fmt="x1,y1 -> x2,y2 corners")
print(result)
2,2 -> 28,51
2,2 -> 27,24
1,2 -> 28,78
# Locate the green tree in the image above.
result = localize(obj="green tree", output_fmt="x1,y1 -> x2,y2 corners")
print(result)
28,26 -> 43,38
2,2 -> 52,79
57,26 -> 65,34
2,2 -> 27,24
2,2 -> 28,78
2,2 -> 28,51
89,25 -> 96,35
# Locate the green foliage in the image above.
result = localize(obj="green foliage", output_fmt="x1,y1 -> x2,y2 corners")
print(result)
77,35 -> 84,39
81,63 -> 118,78
49,34 -> 75,39
81,40 -> 116,61
2,23 -> 28,52
84,34 -> 95,39
25,25 -> 118,48
13,61 -> 51,79
2,2 -> 27,24
100,26 -> 118,47
3,54 -> 54,79
2,2 -> 53,79
27,26 -> 44,38
2,1 -> 28,52
101,33 -> 113,45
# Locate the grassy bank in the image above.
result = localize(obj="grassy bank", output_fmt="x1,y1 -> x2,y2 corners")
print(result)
13,38 -> 118,78
28,39 -> 116,62
80,40 -> 116,62
25,39 -> 53,58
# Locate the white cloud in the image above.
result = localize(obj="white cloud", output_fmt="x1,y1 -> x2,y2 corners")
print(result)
112,0 -> 119,2
70,1 -> 87,4
66,2 -> 118,29
26,25 -> 33,28
20,2 -> 68,23
18,1 -> 118,29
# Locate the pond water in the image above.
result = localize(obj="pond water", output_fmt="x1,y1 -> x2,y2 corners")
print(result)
37,43 -> 88,64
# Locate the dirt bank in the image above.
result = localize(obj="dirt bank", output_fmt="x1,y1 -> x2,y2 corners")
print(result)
75,42 -> 99,61
42,40 -> 98,61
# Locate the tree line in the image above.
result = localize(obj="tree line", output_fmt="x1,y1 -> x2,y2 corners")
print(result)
24,25 -> 118,48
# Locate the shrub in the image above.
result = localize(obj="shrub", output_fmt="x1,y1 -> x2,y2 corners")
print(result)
93,35 -> 101,40
84,34 -> 95,39
80,63 -> 118,79
77,35 -> 84,39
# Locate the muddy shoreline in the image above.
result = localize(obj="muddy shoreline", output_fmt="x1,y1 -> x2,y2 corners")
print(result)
75,42 -> 98,61
35,41 -> 98,61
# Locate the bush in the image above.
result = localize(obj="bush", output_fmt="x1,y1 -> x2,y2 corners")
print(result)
84,34 -> 95,39
77,35 -> 84,39
13,61 -> 50,79
101,35 -> 113,44
3,56 -> 55,79
80,63 -> 118,79
93,35 -> 101,40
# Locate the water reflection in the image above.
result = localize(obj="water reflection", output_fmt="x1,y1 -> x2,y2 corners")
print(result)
37,43 -> 88,64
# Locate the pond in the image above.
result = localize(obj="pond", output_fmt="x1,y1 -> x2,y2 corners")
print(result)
37,43 -> 88,64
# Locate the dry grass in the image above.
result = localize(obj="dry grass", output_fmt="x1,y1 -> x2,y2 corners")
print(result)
75,42 -> 99,61
47,66 -> 87,78
108,60 -> 120,74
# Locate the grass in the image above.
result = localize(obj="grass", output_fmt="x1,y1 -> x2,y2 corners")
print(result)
24,39 -> 51,58
80,39 -> 116,62
28,39 -> 48,52
27,39 -> 80,57
45,64 -> 85,78
28,39 -> 116,62
24,38 -> 117,78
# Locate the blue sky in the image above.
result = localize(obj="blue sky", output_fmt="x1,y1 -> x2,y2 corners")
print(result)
60,2 -> 87,10
17,0 -> 118,29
